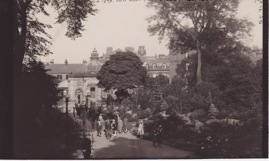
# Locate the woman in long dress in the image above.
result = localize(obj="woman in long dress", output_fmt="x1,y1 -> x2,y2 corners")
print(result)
117,118 -> 123,134
123,117 -> 128,133
137,120 -> 144,138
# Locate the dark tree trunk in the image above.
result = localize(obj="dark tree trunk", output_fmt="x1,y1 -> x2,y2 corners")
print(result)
13,2 -> 28,156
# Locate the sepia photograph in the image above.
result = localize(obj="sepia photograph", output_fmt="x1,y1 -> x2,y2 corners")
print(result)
9,0 -> 266,159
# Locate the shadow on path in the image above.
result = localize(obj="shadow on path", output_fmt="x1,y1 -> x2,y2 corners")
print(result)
13,109 -> 93,159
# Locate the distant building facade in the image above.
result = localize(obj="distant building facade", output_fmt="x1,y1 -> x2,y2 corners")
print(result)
47,48 -> 113,109
137,46 -> 146,56
46,46 -> 188,107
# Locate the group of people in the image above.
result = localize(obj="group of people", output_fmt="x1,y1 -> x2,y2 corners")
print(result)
96,114 -> 129,140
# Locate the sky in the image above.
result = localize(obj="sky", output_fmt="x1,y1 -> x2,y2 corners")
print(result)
40,0 -> 263,64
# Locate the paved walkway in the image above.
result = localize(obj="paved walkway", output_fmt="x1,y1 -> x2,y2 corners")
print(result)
14,112 -> 196,159
68,116 -> 196,159
73,131 -> 195,159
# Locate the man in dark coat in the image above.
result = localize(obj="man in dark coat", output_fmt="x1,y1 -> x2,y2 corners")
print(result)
152,123 -> 163,147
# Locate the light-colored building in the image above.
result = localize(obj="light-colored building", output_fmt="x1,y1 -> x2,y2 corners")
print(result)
46,48 -> 112,109
141,54 -> 170,78
46,46 -> 189,109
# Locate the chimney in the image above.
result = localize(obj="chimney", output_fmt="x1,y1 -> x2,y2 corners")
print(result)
83,59 -> 87,64
50,59 -> 54,64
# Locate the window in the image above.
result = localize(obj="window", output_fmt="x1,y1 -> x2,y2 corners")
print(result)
57,75 -> 62,79
162,64 -> 166,69
152,64 -> 156,69
66,75 -> 69,79
90,87 -> 96,98
77,94 -> 81,103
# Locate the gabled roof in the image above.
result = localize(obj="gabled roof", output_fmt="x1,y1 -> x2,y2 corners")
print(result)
46,64 -> 84,74
144,57 -> 170,64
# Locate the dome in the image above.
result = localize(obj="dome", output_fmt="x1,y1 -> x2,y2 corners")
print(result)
90,48 -> 99,60
87,59 -> 103,73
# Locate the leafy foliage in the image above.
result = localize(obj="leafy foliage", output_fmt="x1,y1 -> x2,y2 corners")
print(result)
197,123 -> 263,158
97,51 -> 147,102
177,49 -> 262,117
19,60 -> 61,130
147,0 -> 253,84
14,0 -> 96,70
22,60 -> 60,108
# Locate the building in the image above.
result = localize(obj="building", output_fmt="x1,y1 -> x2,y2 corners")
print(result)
46,46 -> 188,108
46,48 -> 112,109
141,54 -> 170,78
137,46 -> 146,56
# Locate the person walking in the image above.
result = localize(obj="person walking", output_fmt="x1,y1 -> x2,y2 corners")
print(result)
104,119 -> 112,140
152,123 -> 158,147
99,114 -> 105,137
96,119 -> 102,137
117,117 -> 123,134
111,119 -> 117,139
153,123 -> 163,147
137,120 -> 144,138
123,117 -> 128,133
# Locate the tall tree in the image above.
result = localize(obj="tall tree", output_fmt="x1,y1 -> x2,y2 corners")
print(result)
17,60 -> 61,132
176,46 -> 262,117
97,51 -> 147,103
14,0 -> 96,75
14,0 -> 96,125
147,0 -> 253,84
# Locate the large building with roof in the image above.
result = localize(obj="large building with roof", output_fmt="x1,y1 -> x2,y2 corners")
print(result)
47,48 -> 110,109
46,46 -> 187,108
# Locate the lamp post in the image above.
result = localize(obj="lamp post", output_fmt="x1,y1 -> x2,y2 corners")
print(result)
86,91 -> 90,108
63,90 -> 70,154
82,92 -> 90,135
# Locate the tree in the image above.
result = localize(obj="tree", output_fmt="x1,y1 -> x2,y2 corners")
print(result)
13,0 -> 96,133
176,46 -> 262,118
154,74 -> 169,87
147,0 -> 253,84
19,60 -> 61,131
14,0 -> 96,78
97,51 -> 147,103
14,0 -> 96,91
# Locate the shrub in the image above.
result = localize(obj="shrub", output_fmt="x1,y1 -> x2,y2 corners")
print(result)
137,110 -> 151,119
197,123 -> 263,158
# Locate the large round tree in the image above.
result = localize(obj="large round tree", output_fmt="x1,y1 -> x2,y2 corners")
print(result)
97,51 -> 147,103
